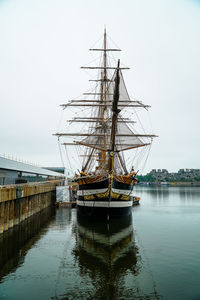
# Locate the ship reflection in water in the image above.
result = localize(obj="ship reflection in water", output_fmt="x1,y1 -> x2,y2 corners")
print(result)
0,207 -> 160,299
72,214 -> 140,299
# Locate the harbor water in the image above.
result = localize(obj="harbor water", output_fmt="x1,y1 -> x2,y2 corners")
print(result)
0,186 -> 200,299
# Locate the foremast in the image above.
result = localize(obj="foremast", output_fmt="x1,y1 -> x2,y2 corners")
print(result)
108,60 -> 120,173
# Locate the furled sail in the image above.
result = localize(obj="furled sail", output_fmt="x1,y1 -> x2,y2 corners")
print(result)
107,69 -> 131,108
106,69 -> 146,109
79,117 -> 145,151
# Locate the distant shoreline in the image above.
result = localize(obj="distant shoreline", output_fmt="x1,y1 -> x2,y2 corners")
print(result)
137,182 -> 200,186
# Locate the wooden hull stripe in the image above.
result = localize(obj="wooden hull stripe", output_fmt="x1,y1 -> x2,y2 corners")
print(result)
112,188 -> 133,195
77,188 -> 132,196
77,188 -> 108,196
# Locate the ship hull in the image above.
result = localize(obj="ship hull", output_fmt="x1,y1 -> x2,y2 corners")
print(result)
76,176 -> 134,218
77,205 -> 132,218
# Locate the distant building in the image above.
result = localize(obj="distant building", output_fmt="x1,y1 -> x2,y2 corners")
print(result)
148,168 -> 200,182
0,157 -> 64,185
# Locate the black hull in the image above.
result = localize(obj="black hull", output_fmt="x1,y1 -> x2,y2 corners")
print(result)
76,175 -> 135,219
79,178 -> 109,190
77,205 -> 132,219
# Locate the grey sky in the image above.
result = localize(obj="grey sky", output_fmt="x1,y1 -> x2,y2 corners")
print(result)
0,0 -> 200,173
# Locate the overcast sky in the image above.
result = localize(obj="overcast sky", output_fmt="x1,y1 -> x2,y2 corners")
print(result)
0,0 -> 200,173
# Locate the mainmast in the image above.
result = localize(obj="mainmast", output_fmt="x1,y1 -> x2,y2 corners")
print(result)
103,28 -> 107,82
99,28 -> 108,172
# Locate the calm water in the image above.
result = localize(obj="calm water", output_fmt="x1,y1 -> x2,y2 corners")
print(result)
0,186 -> 200,299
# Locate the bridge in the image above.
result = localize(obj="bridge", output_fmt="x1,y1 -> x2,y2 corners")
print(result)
0,156 -> 65,185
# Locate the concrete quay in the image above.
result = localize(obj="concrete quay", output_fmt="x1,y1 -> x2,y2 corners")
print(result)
0,180 -> 63,234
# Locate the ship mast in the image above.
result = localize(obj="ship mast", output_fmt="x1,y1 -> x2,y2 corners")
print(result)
54,31 -> 156,175
108,60 -> 120,173
99,28 -> 108,173
103,28 -> 107,83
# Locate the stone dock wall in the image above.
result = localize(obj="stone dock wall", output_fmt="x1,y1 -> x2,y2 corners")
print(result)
0,181 -> 62,234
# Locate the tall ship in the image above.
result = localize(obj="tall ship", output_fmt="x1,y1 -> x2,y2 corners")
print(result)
55,29 -> 156,218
